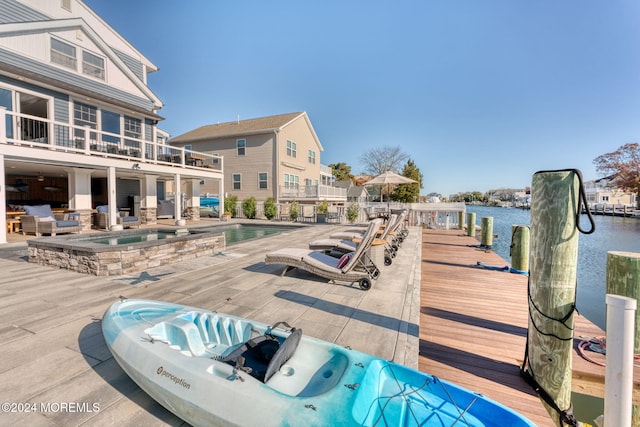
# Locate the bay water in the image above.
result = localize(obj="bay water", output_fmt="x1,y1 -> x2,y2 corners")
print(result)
466,205 -> 640,330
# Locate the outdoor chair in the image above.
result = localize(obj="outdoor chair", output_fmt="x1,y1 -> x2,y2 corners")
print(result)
94,205 -> 141,229
309,213 -> 402,266
264,219 -> 383,290
279,203 -> 291,221
20,204 -> 81,237
300,204 -> 315,222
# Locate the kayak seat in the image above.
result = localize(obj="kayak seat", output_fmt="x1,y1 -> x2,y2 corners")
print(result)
145,313 -> 252,358
146,317 -> 207,357
193,313 -> 252,359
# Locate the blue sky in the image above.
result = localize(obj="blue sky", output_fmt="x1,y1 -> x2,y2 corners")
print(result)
85,0 -> 640,197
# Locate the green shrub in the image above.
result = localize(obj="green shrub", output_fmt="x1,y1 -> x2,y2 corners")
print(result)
317,199 -> 328,214
242,196 -> 257,219
264,197 -> 277,220
347,203 -> 360,223
224,195 -> 238,217
290,201 -> 300,221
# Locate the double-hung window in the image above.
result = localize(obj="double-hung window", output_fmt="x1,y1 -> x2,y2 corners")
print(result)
237,139 -> 246,156
284,173 -> 299,190
232,174 -> 242,190
124,116 -> 141,151
308,150 -> 316,164
51,38 -> 76,70
82,51 -> 105,80
286,140 -> 297,158
258,172 -> 268,190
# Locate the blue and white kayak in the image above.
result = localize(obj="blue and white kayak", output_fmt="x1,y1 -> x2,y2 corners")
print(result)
102,299 -> 535,427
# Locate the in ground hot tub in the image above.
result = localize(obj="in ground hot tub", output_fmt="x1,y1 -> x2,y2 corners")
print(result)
27,228 -> 225,276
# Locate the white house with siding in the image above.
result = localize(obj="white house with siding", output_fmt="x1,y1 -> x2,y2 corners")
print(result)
0,0 -> 224,244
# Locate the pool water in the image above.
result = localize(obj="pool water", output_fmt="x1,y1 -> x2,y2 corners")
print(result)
216,224 -> 296,245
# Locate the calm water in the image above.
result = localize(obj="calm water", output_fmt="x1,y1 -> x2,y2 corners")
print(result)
467,205 -> 640,329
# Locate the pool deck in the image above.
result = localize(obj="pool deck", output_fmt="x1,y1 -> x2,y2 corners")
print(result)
0,219 -> 421,426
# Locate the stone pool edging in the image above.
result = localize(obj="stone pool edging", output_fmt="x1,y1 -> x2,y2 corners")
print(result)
27,228 -> 226,276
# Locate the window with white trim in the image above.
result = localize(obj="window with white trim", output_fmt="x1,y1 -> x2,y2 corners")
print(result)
305,178 -> 313,186
232,174 -> 241,190
237,139 -> 246,156
124,116 -> 141,149
258,172 -> 268,190
82,51 -> 105,80
284,173 -> 299,189
308,149 -> 316,164
51,38 -> 76,70
286,140 -> 297,158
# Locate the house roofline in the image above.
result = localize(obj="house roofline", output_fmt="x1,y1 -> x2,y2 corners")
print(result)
0,18 -> 163,110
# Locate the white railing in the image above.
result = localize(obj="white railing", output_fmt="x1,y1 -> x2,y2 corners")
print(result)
279,184 -> 347,201
0,108 -> 223,172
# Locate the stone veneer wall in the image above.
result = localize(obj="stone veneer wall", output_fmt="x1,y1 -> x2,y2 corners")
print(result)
28,233 -> 225,276
140,207 -> 157,225
185,206 -> 200,221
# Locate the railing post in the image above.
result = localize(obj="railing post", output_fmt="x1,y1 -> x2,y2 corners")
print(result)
604,294 -> 636,427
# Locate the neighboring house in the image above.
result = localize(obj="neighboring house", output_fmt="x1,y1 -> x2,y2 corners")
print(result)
170,112 -> 346,203
0,0 -> 224,243
335,180 -> 369,204
584,176 -> 636,207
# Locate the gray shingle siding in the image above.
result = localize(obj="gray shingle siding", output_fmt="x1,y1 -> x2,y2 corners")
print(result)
114,49 -> 144,82
0,0 -> 49,24
0,47 -> 155,112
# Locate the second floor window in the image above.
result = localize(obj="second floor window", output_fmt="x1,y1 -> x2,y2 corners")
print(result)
284,173 -> 299,189
258,172 -> 268,189
308,150 -> 316,164
237,139 -> 246,156
232,174 -> 241,190
286,140 -> 297,158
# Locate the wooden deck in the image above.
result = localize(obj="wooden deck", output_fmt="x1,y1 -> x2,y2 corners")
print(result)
418,228 -> 636,427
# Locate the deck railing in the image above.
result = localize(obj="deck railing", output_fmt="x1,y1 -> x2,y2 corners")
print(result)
279,184 -> 347,201
0,108 -> 222,171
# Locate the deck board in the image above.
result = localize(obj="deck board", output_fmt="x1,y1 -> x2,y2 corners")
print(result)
418,228 -> 633,427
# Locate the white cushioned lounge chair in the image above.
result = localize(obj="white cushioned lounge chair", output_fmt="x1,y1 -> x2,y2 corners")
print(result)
264,218 -> 383,290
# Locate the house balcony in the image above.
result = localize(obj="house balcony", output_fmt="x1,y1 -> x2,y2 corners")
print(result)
0,109 -> 223,172
279,184 -> 347,202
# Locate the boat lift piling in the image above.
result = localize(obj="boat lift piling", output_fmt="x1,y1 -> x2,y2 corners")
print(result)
458,210 -> 465,231
606,251 -> 640,353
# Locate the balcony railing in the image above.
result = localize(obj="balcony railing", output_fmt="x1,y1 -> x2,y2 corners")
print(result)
279,184 -> 347,201
0,108 -> 223,172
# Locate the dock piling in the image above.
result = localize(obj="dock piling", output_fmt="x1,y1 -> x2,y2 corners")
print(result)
524,169 -> 582,427
606,251 -> 640,353
481,217 -> 493,248
510,225 -> 530,273
466,212 -> 476,237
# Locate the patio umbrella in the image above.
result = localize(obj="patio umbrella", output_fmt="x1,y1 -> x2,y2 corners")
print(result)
364,171 -> 417,210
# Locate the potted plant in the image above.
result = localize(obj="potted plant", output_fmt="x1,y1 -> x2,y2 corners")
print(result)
316,200 -> 329,223
347,203 -> 360,224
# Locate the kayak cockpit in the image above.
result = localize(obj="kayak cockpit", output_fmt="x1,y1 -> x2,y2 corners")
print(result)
144,311 -> 350,397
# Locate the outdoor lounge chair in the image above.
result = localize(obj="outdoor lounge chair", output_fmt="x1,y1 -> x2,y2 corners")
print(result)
308,213 -> 401,266
94,205 -> 141,229
264,218 -> 383,290
20,204 -> 81,237
329,210 -> 407,249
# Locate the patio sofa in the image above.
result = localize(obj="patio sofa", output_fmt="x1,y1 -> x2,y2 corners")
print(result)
20,204 -> 81,237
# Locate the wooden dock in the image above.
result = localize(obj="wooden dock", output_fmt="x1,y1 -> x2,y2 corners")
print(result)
418,228 -> 639,426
